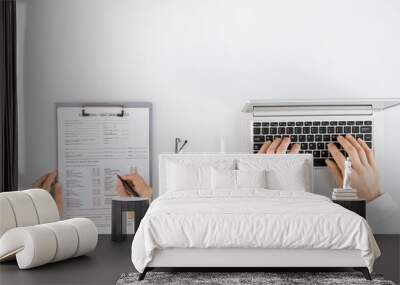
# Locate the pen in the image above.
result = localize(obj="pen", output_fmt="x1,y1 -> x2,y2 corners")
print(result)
116,175 -> 139,197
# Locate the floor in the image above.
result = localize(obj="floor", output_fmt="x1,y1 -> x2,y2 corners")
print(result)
0,235 -> 399,285
0,235 -> 134,285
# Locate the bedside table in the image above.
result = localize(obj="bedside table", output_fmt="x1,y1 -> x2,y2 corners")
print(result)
111,197 -> 150,242
332,199 -> 366,218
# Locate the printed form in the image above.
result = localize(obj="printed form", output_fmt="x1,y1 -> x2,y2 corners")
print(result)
57,107 -> 150,234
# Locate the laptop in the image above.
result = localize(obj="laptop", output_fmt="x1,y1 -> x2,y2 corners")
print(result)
242,98 -> 400,197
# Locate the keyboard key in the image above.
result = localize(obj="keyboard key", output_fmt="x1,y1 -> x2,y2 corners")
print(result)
319,127 -> 327,134
366,141 -> 372,148
305,150 -> 312,154
253,122 -> 261,127
254,144 -> 263,151
307,135 -> 314,142
336,126 -> 343,133
296,122 -> 304,126
286,127 -> 294,134
295,127 -> 302,134
360,126 -> 372,133
339,121 -> 346,125
288,122 -> 295,126
334,142 -> 341,149
356,121 -> 363,125
254,136 -> 265,142
331,134 -> 338,141
313,151 -> 320,158
314,159 -> 326,167
328,127 -> 335,133
274,135 -> 282,139
299,135 -> 306,142
364,134 -> 372,141
303,127 -> 310,134
347,121 -> 355,125
313,121 -> 321,126
323,135 -> 331,142
321,151 -> 329,157
262,128 -> 269,134
317,143 -> 325,150
321,121 -> 329,126
355,134 -> 363,140
301,143 -> 308,150
344,126 -> 351,133
253,128 -> 261,135
352,126 -> 360,133
364,121 -> 372,125
330,121 -> 338,126
271,122 -> 278,126
290,135 -> 298,142
309,143 -> 316,150
315,135 -> 322,141
311,127 -> 318,134
279,122 -> 287,126
278,127 -> 286,134
262,122 -> 269,127
305,122 -> 312,126
265,135 -> 273,141
270,128 -> 277,134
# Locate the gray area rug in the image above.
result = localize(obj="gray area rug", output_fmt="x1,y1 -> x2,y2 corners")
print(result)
116,272 -> 396,285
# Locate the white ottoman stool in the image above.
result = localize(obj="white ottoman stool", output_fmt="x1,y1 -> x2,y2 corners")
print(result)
0,189 -> 98,269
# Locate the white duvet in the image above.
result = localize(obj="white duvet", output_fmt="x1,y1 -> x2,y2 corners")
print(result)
131,190 -> 380,273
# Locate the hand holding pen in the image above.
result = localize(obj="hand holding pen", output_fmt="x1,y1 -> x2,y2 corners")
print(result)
115,169 -> 152,199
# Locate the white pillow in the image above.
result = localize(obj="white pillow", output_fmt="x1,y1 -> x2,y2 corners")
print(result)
237,157 -> 310,192
236,169 -> 267,189
167,162 -> 211,191
211,168 -> 236,190
266,167 -> 307,191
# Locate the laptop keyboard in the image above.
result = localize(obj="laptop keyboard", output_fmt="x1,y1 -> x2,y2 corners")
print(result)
253,120 -> 373,167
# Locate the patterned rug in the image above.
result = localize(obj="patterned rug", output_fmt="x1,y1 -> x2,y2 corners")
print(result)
116,271 -> 396,285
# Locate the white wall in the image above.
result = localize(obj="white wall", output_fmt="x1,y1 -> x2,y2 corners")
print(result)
17,0 -> 400,232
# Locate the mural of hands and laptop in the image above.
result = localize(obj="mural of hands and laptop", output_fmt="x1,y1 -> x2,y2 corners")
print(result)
34,99 -> 399,235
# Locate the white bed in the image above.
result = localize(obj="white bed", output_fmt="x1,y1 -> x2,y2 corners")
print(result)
131,154 -> 380,280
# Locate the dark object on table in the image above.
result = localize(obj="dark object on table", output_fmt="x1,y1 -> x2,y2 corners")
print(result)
112,197 -> 149,242
332,199 -> 366,218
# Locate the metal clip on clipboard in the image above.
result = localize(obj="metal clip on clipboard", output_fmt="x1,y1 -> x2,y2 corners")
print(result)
81,105 -> 125,117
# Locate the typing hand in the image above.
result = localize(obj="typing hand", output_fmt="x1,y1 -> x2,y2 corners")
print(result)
326,135 -> 382,202
257,137 -> 300,154
32,171 -> 63,215
115,170 -> 152,199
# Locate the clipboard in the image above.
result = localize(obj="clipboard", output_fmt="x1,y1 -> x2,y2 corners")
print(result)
55,102 -> 152,234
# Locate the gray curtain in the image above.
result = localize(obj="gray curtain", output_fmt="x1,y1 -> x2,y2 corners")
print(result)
0,0 -> 18,192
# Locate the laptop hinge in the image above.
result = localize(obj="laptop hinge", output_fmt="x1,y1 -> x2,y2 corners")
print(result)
253,105 -> 373,117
